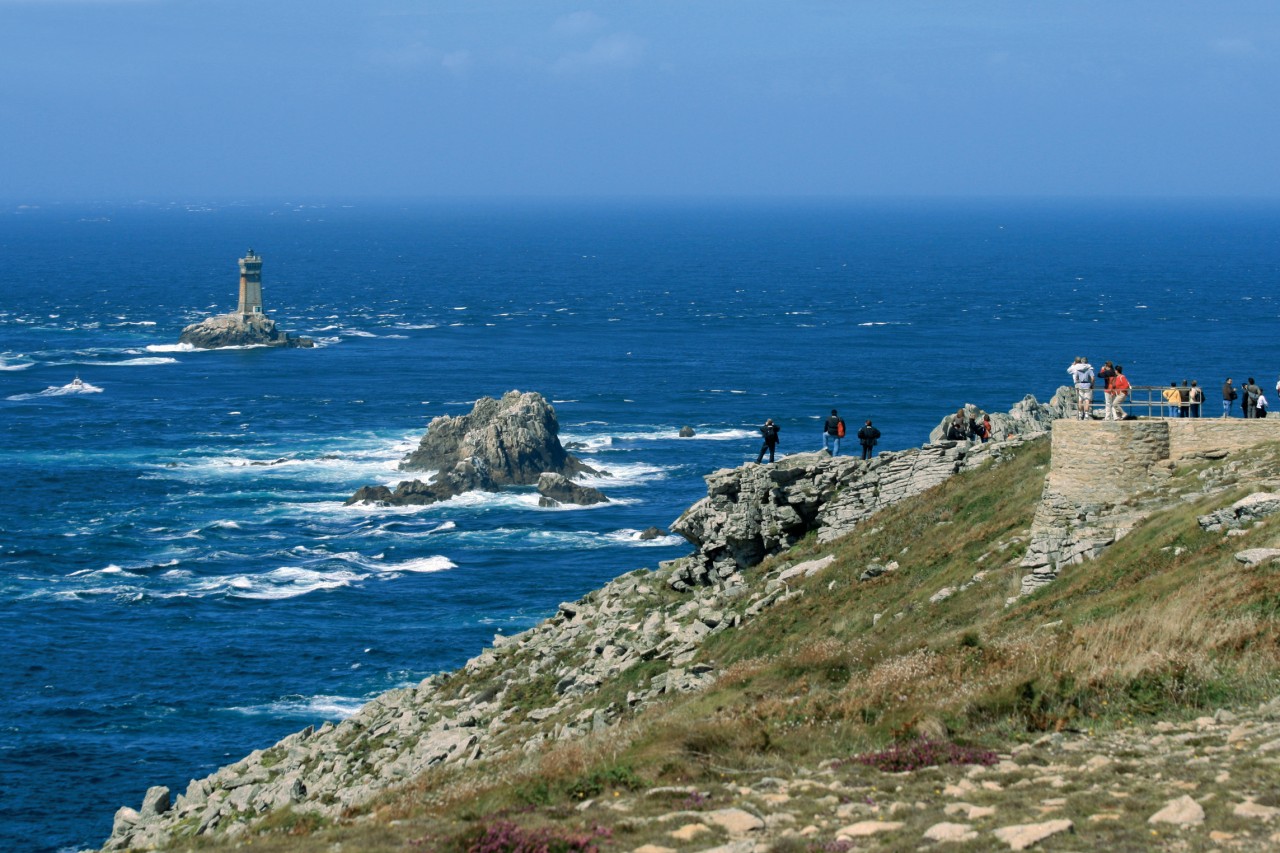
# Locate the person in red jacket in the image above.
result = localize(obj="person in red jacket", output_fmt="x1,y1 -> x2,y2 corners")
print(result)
1111,366 -> 1131,420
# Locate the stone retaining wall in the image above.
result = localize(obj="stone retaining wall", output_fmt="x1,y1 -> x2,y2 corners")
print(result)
1019,418 -> 1280,595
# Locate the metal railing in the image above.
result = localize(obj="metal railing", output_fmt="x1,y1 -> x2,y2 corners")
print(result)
1081,385 -> 1213,419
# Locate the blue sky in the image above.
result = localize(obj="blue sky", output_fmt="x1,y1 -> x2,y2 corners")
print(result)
2,1 -> 1277,200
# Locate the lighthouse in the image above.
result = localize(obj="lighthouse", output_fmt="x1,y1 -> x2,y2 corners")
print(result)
237,249 -> 264,316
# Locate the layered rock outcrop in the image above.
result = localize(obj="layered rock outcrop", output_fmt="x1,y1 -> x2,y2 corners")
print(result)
667,394 -> 1061,589
347,391 -> 603,507
178,313 -> 313,349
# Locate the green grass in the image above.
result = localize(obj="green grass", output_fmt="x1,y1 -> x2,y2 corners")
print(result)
175,435 -> 1280,851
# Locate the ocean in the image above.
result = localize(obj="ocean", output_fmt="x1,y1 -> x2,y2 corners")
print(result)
1,199 -> 1277,852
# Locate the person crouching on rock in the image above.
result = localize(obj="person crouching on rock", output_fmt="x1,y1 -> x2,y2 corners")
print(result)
756,418 -> 780,464
857,419 -> 880,460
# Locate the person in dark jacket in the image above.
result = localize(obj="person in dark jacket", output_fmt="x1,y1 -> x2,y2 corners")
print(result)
1244,377 -> 1262,419
756,418 -> 780,464
1223,378 -> 1237,417
856,419 -> 880,460
823,409 -> 844,455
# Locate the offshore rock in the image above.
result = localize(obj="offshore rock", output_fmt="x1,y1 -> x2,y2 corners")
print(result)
178,312 -> 313,349
348,392 -> 599,506
537,472 -> 609,507
400,391 -> 597,484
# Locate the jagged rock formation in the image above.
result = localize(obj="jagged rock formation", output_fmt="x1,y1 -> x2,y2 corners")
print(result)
666,392 -> 1063,590
536,472 -> 609,507
400,391 -> 596,483
928,388 -> 1076,444
347,391 -> 601,507
178,313 -> 313,349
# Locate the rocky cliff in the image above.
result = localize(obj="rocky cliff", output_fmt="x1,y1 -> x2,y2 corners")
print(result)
178,313 -> 313,349
100,392 -> 1062,851
99,391 -> 1280,853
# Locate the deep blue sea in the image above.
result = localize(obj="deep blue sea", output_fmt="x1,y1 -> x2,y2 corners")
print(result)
1,199 -> 1277,852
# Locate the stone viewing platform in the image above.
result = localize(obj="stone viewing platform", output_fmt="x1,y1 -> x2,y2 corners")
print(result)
1020,417 -> 1280,594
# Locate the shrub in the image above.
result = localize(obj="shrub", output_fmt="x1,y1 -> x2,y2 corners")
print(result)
457,819 -> 611,853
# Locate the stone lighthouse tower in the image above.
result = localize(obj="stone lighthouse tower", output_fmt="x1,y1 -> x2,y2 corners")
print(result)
237,249 -> 264,316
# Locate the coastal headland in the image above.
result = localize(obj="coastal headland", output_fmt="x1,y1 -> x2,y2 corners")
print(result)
101,392 -> 1280,852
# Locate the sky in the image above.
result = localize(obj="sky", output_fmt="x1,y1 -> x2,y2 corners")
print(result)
2,0 -> 1278,201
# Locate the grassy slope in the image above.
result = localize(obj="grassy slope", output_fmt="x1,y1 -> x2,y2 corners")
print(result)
182,436 -> 1280,851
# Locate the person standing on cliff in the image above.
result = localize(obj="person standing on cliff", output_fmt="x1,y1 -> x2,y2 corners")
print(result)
1098,361 -> 1117,420
1223,378 -> 1237,417
1111,366 -> 1130,419
823,409 -> 844,455
1163,382 -> 1181,418
856,419 -> 880,460
756,418 -> 780,464
1067,357 -> 1095,420
1244,377 -> 1262,419
1189,380 -> 1203,418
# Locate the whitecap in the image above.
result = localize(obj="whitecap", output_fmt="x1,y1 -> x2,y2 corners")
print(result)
579,462 -> 670,487
101,357 -> 177,366
145,343 -> 198,353
602,529 -> 686,547
375,555 -> 456,574
227,693 -> 366,720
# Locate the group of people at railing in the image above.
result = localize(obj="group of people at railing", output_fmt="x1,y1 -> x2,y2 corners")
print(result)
1067,358 -> 1276,421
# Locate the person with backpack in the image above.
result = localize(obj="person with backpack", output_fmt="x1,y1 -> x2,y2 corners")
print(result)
1189,380 -> 1203,418
856,419 -> 880,460
1111,365 -> 1131,420
1067,357 -> 1095,420
823,409 -> 845,456
755,418 -> 780,464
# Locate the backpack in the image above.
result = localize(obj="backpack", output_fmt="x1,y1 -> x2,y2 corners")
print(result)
836,418 -> 846,438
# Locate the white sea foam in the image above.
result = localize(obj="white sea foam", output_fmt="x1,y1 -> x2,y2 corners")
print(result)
7,381 -> 104,400
563,426 -> 755,446
145,342 -> 198,353
579,462 -> 669,487
0,354 -> 33,371
603,529 -> 686,547
228,693 -> 367,720
217,567 -> 363,600
101,356 -> 177,366
376,555 -> 456,574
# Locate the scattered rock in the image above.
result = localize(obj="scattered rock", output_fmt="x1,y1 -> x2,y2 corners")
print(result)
992,818 -> 1074,850
1235,548 -> 1280,567
703,807 -> 764,835
835,820 -> 904,838
1147,794 -> 1205,826
924,821 -> 978,842
679,426 -> 696,437
639,526 -> 667,540
537,472 -> 609,506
